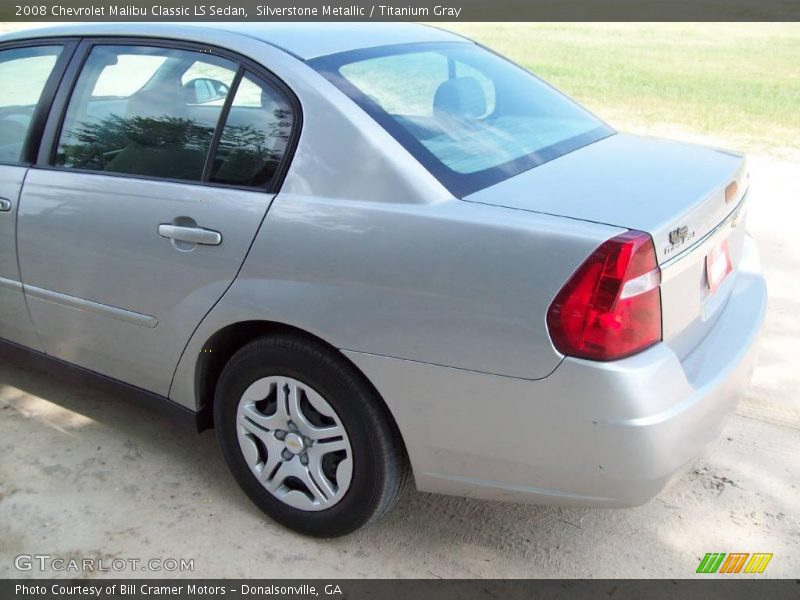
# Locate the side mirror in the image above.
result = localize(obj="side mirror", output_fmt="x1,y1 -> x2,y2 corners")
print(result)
183,78 -> 229,105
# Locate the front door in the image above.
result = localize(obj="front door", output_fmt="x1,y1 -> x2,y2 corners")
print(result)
0,42 -> 74,351
16,41 -> 297,395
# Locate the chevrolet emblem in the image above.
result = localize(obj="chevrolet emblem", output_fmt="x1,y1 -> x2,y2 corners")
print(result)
669,226 -> 689,246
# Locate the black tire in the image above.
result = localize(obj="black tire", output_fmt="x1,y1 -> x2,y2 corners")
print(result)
213,334 -> 408,537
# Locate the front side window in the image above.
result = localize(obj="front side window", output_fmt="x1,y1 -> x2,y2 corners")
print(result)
311,42 -> 613,196
55,45 -> 237,182
0,45 -> 63,163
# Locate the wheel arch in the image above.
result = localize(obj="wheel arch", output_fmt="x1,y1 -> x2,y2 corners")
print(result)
193,320 -> 407,463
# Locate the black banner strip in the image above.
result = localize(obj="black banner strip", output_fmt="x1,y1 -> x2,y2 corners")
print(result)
1,0 -> 799,22
2,580 -> 799,600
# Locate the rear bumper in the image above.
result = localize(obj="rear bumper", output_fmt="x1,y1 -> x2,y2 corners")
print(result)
345,234 -> 767,506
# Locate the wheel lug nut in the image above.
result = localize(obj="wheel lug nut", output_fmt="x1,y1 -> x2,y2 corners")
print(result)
274,430 -> 286,440
281,449 -> 293,461
300,454 -> 309,466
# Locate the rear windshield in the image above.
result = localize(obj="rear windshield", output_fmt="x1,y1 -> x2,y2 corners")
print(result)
310,42 -> 614,197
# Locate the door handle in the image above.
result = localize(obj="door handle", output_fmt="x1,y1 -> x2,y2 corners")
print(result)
0,198 -> 11,212
158,224 -> 221,246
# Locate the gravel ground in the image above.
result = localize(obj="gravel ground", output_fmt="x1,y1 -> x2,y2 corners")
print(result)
0,146 -> 798,579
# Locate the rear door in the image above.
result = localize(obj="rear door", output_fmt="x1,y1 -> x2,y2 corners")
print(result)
17,39 -> 297,395
0,40 -> 75,351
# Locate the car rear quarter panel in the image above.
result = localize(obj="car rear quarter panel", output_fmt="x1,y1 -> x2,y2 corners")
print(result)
170,200 -> 624,410
168,33 -> 625,410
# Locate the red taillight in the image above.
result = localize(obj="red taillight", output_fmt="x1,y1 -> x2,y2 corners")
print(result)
546,230 -> 662,361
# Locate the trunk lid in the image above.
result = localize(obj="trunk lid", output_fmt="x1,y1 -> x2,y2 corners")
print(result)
465,133 -> 749,360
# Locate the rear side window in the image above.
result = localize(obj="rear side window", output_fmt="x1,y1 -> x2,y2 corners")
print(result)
55,45 -> 237,182
209,74 -> 294,188
53,44 -> 296,189
0,45 -> 63,163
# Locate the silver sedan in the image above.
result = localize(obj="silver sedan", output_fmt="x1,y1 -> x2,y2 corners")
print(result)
0,23 -> 766,536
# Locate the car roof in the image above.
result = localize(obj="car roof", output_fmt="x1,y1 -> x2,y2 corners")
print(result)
0,22 -> 472,60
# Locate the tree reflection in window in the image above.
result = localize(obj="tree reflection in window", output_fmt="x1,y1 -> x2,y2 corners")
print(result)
55,53 -> 294,187
211,107 -> 293,187
57,105 -> 293,186
56,114 -> 216,180
210,73 -> 294,188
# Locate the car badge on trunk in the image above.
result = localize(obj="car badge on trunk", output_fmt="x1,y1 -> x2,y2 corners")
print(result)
664,225 -> 695,257
669,226 -> 689,246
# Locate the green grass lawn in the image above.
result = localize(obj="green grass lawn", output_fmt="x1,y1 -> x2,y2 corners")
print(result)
439,23 -> 800,153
